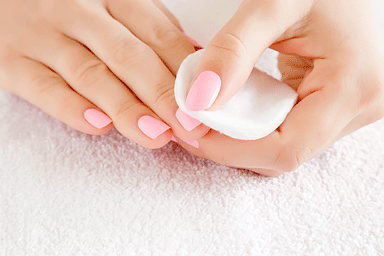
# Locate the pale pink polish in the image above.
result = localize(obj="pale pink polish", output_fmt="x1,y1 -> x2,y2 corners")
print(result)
138,115 -> 170,139
183,33 -> 202,48
186,71 -> 221,111
176,108 -> 201,131
182,139 -> 199,148
84,109 -> 112,129
170,135 -> 199,148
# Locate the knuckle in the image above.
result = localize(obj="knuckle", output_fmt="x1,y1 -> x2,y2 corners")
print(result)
209,32 -> 247,59
150,24 -> 184,51
357,71 -> 384,123
75,60 -> 110,89
274,144 -> 313,173
111,37 -> 148,66
153,81 -> 175,106
32,74 -> 64,95
292,145 -> 313,171
113,100 -> 143,120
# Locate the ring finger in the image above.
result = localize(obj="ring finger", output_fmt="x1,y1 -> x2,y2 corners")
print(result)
26,32 -> 174,149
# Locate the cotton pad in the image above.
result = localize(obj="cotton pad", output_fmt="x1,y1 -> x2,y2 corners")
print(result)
174,50 -> 298,140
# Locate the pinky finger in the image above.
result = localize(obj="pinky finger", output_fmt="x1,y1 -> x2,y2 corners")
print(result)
9,57 -> 113,135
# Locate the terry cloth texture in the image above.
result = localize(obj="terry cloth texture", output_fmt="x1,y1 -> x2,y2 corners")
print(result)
1,0 -> 384,255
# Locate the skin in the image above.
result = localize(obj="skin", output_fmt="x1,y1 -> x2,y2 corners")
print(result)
177,0 -> 384,176
0,0 -> 209,150
1,0 -> 383,176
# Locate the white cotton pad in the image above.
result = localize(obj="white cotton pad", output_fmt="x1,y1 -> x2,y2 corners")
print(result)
174,50 -> 298,140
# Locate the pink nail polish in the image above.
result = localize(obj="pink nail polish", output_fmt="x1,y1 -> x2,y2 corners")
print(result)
138,115 -> 170,139
176,108 -> 201,131
170,135 -> 178,142
181,139 -> 199,148
186,71 -> 221,111
183,33 -> 202,48
84,109 -> 112,129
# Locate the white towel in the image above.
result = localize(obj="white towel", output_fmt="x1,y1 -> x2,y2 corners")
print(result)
1,0 -> 383,255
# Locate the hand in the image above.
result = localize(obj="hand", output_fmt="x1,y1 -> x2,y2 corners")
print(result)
0,0 -> 209,149
176,0 -> 384,176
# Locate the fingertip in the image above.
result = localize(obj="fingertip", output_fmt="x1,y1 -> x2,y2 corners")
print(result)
84,123 -> 114,136
185,70 -> 222,111
175,108 -> 201,131
173,136 -> 200,149
135,130 -> 174,150
84,108 -> 112,129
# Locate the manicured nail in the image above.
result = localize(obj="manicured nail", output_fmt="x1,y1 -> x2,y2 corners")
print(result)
170,135 -> 178,142
138,115 -> 170,139
186,71 -> 221,111
183,33 -> 202,48
182,139 -> 199,148
169,135 -> 198,148
84,109 -> 112,129
176,108 -> 201,131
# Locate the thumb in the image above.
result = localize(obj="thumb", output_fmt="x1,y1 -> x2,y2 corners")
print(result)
185,0 -> 310,111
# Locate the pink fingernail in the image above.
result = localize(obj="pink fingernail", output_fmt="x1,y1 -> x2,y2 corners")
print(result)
138,115 -> 170,139
182,139 -> 199,148
183,33 -> 202,48
186,71 -> 221,111
170,135 -> 178,142
176,108 -> 201,131
84,109 -> 112,129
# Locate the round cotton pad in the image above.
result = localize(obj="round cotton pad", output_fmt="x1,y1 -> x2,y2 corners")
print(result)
174,50 -> 298,140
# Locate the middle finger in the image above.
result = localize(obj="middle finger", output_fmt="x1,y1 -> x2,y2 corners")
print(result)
57,4 -> 209,140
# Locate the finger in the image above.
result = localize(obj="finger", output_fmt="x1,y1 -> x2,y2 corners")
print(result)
173,132 -> 283,176
26,34 -> 177,149
106,0 -> 195,75
58,7 -> 209,140
6,57 -> 113,135
184,0 -> 313,112
151,0 -> 183,31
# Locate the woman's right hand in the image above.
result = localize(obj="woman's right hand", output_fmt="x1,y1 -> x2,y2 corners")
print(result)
0,0 -> 209,149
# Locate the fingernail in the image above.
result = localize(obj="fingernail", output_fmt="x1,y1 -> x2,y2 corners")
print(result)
169,135 -> 198,148
138,115 -> 170,139
186,71 -> 221,111
176,108 -> 201,131
84,109 -> 112,129
182,139 -> 199,148
170,135 -> 178,142
183,33 -> 202,48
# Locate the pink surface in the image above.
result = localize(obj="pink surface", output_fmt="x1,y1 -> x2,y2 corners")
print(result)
170,134 -> 199,148
83,109 -> 112,129
176,108 -> 201,131
170,135 -> 178,142
186,71 -> 221,111
181,139 -> 199,148
138,115 -> 170,139
183,33 -> 202,47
